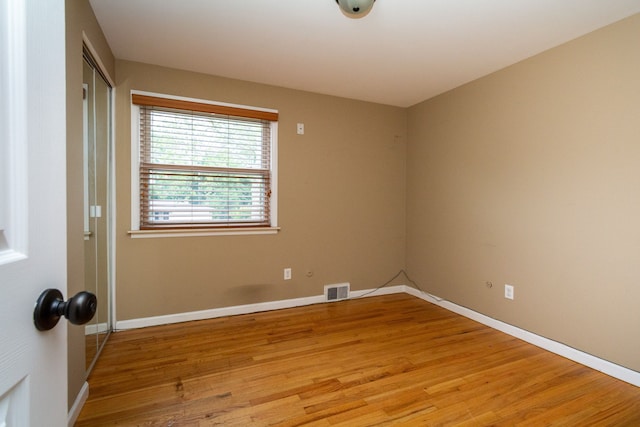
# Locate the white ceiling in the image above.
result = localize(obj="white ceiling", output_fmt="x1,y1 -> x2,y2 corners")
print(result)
89,0 -> 640,107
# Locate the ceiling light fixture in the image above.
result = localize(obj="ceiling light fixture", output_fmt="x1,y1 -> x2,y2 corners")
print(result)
336,0 -> 376,18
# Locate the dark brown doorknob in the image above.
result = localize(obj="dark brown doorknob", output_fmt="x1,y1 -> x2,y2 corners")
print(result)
33,288 -> 97,331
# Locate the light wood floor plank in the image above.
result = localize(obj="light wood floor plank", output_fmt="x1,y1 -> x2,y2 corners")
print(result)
76,294 -> 640,426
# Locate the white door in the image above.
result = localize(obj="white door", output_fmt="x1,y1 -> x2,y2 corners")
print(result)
0,0 -> 68,426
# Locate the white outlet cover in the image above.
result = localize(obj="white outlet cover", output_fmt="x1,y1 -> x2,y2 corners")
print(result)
505,284 -> 514,300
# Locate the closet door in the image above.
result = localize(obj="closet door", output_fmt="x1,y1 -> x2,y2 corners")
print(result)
82,51 -> 112,373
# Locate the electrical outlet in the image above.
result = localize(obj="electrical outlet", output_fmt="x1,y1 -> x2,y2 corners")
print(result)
284,268 -> 292,280
504,284 -> 514,300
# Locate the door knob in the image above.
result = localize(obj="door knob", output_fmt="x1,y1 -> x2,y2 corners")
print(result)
33,288 -> 97,331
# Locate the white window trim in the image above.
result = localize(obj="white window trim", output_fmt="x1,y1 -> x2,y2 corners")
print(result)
129,90 -> 279,238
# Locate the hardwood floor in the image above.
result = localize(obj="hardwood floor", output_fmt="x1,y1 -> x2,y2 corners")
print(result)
76,294 -> 640,426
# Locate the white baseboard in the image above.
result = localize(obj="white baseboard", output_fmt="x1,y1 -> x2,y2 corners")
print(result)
115,284 -> 640,388
115,286 -> 408,331
116,294 -> 327,330
350,285 -> 406,299
85,322 -> 109,335
403,286 -> 640,388
68,381 -> 89,427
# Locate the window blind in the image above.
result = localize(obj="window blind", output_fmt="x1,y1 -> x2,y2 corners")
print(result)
135,96 -> 275,229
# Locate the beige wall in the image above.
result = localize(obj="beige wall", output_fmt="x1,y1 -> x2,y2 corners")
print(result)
406,14 -> 640,372
66,0 -> 115,410
114,61 -> 407,320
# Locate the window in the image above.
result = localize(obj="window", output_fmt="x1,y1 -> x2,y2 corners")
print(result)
131,93 -> 278,234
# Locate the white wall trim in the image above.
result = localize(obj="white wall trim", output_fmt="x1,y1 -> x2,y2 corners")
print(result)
81,32 -> 114,87
351,285 -> 406,298
84,322 -> 109,335
403,286 -> 640,388
115,284 -> 640,388
68,381 -> 89,427
128,90 -> 279,236
116,294 -> 328,330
